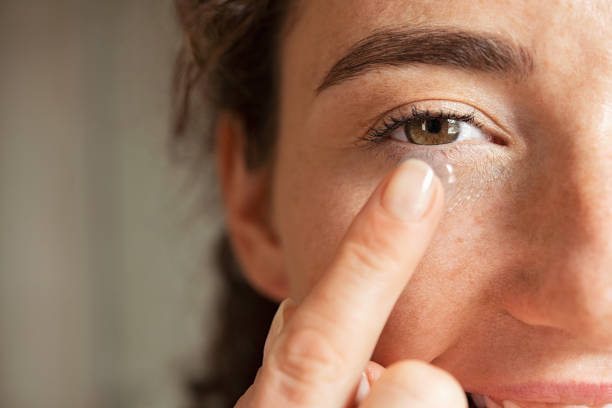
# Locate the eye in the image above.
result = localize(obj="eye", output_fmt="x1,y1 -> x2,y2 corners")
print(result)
361,105 -> 494,149
390,117 -> 486,145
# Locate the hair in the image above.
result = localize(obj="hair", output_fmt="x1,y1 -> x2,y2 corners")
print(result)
172,1 -> 294,407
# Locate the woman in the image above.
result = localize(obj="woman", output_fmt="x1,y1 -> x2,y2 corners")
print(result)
173,1 -> 612,407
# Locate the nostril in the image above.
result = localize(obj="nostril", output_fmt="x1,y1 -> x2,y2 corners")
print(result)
502,271 -> 612,351
561,291 -> 612,350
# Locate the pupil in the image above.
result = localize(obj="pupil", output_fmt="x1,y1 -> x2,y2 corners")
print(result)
425,119 -> 442,133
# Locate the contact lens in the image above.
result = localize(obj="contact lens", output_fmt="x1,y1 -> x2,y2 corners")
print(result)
397,144 -> 514,213
398,150 -> 457,200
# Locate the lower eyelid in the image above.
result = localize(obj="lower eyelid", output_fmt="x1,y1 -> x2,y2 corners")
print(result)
369,139 -> 484,166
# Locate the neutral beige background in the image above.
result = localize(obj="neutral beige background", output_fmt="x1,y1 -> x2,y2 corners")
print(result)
0,1 -> 221,407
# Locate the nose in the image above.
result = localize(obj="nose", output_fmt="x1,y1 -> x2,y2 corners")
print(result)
503,115 -> 612,349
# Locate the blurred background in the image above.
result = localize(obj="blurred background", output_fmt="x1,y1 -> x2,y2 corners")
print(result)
0,1 -> 221,407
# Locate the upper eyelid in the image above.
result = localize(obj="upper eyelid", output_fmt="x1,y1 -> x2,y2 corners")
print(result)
361,99 -> 462,127
361,99 -> 507,131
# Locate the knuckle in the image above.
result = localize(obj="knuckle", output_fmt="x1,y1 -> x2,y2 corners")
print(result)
270,325 -> 345,388
341,210 -> 402,271
341,235 -> 395,276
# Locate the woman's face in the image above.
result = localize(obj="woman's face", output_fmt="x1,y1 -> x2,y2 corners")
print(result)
267,0 -> 611,404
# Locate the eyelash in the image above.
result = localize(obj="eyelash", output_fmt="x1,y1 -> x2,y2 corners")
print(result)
360,106 -> 484,146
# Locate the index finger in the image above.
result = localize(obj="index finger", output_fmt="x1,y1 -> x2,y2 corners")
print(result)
261,159 -> 445,407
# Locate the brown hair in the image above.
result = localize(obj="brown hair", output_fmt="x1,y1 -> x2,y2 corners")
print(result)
172,0 -> 293,407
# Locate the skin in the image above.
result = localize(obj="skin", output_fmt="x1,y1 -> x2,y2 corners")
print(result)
218,0 -> 612,406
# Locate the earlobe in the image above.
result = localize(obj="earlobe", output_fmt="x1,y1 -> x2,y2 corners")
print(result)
215,112 -> 289,301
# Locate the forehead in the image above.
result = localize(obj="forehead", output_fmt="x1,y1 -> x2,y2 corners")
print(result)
281,0 -> 612,97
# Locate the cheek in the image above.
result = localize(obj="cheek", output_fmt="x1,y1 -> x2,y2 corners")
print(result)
272,127 -> 533,364
373,183 -> 530,365
371,212 -> 496,365
277,170 -> 528,363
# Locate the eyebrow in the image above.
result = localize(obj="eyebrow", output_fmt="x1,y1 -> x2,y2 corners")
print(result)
316,26 -> 534,93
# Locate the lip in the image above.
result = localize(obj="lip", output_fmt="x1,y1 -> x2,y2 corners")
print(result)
468,382 -> 612,405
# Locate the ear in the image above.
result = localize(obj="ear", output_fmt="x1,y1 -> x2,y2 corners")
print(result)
215,112 -> 289,301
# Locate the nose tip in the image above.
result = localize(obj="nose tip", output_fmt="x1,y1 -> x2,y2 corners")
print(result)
502,150 -> 612,350
541,252 -> 612,350
504,258 -> 612,350
564,174 -> 612,348
533,224 -> 612,348
564,279 -> 612,348
546,146 -> 612,348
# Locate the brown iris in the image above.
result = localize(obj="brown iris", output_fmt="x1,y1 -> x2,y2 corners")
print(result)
405,118 -> 461,145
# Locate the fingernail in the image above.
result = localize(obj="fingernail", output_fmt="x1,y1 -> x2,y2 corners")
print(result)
354,371 -> 370,405
398,151 -> 456,199
382,158 -> 436,221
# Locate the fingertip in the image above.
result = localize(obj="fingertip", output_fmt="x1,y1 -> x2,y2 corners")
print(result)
354,371 -> 371,406
381,159 -> 440,222
376,360 -> 467,408
364,360 -> 385,384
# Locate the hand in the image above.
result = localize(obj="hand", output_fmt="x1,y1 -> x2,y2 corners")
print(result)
235,159 -> 468,408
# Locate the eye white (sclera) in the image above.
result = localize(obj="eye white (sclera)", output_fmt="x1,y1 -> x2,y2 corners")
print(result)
455,121 -> 486,142
390,120 -> 486,144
